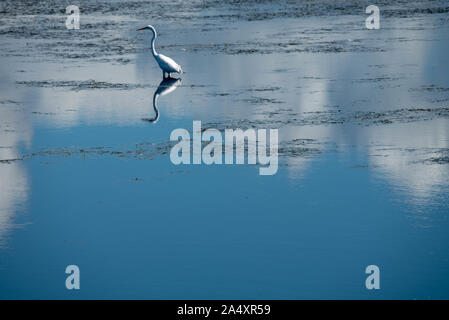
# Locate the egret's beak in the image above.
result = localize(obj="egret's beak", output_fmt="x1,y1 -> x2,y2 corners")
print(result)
137,26 -> 147,31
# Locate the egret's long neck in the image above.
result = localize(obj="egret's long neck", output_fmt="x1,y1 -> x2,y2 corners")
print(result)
150,28 -> 157,56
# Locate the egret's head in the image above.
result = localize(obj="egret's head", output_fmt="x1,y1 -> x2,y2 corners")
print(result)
137,25 -> 155,32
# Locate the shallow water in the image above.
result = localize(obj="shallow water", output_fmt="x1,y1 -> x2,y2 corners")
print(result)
1,0 -> 449,299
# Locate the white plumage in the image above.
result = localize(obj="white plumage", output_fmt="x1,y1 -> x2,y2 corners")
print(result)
137,25 -> 182,78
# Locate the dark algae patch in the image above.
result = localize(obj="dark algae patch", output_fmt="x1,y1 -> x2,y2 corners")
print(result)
16,80 -> 156,91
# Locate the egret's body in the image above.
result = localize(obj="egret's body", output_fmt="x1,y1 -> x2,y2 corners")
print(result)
137,25 -> 182,78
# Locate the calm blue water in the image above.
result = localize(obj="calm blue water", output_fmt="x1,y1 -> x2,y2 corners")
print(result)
1,0 -> 449,299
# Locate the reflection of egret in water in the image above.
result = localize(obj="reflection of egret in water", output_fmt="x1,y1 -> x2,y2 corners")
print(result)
142,77 -> 182,123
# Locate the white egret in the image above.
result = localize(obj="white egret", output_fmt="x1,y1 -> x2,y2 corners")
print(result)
137,25 -> 182,78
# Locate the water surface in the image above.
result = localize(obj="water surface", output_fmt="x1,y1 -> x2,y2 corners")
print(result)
1,0 -> 449,299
